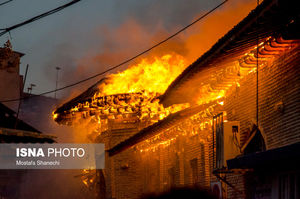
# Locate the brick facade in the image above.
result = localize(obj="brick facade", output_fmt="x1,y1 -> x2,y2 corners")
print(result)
98,44 -> 299,199
224,46 -> 300,150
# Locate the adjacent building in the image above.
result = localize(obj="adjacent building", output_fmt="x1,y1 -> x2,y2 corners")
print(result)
0,40 -> 25,111
0,41 -> 56,199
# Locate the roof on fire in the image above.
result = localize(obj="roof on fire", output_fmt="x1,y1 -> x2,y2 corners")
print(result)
160,0 -> 299,107
54,78 -> 108,115
52,0 -> 299,154
107,0 -> 300,155
54,0 -> 299,115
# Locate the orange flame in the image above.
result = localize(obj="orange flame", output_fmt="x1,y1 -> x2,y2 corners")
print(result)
97,54 -> 186,96
56,54 -> 190,127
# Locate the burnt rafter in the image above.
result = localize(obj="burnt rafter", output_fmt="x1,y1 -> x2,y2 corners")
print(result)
53,91 -> 182,126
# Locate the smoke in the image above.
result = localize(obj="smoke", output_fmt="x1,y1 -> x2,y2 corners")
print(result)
108,0 -> 221,29
184,0 -> 256,63
19,170 -> 95,199
42,0 -> 256,101
17,96 -> 95,199
41,0 -> 212,98
44,19 -> 188,100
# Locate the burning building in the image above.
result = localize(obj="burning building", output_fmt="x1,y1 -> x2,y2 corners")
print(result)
53,0 -> 299,198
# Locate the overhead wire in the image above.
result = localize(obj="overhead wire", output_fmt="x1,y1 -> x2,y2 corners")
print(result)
0,0 -> 82,37
0,0 -> 13,7
0,0 -> 228,103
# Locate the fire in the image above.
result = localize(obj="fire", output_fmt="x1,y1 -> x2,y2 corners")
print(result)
89,54 -> 190,121
54,54 -> 190,126
196,87 -> 226,105
96,54 -> 186,96
218,101 -> 224,106
52,112 -> 58,120
53,36 -> 297,127
93,53 -> 190,120
76,169 -> 97,188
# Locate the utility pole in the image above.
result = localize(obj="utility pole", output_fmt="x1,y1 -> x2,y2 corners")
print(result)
55,67 -> 61,99
14,64 -> 29,129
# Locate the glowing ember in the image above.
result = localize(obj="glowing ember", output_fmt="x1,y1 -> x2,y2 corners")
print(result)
76,169 -> 97,188
52,112 -> 58,120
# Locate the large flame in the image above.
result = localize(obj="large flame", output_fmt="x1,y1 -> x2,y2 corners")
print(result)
54,53 -> 190,127
82,53 -> 191,122
97,54 -> 186,96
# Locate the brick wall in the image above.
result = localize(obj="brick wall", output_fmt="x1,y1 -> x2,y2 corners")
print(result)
97,45 -> 299,199
136,122 -> 213,195
224,46 -> 300,150
224,46 -> 300,198
97,118 -> 148,199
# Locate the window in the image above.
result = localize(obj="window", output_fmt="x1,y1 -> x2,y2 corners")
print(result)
168,167 -> 175,187
190,158 -> 198,184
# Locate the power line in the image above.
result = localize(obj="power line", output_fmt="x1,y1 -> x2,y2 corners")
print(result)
0,0 -> 228,103
0,0 -> 82,37
256,0 -> 259,127
0,0 -> 13,7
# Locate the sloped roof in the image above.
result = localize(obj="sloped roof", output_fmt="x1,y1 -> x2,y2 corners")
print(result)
54,78 -> 107,116
0,102 -> 41,133
108,101 -> 219,156
0,102 -> 56,143
227,142 -> 300,170
160,0 -> 299,106
54,0 -> 299,116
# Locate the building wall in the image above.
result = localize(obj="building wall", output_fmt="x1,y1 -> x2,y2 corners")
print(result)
0,47 -> 22,111
223,46 -> 300,198
97,118 -> 148,199
224,46 -> 300,150
101,120 -> 214,198
99,45 -> 299,199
